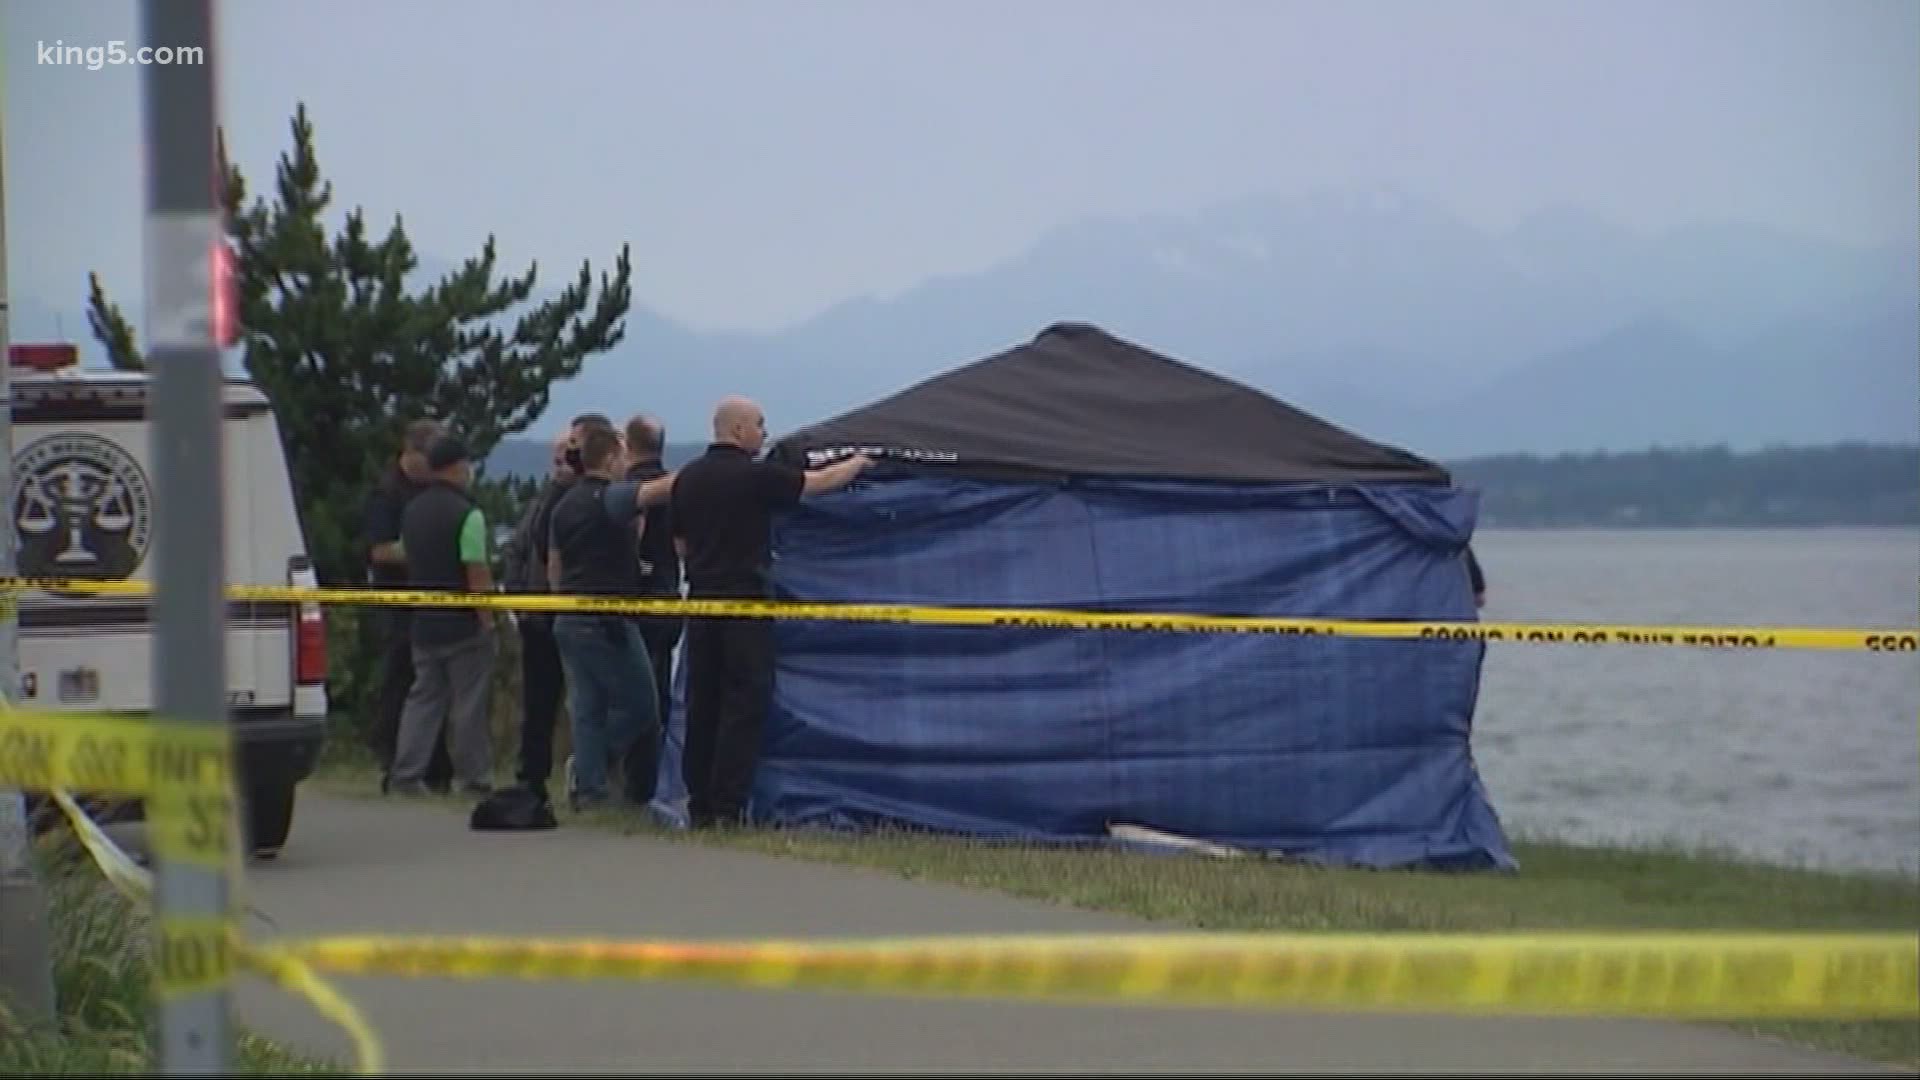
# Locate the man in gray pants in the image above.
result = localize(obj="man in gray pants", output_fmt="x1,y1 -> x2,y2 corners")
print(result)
391,434 -> 498,796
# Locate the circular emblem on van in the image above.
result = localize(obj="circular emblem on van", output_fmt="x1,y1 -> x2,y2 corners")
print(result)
12,433 -> 154,580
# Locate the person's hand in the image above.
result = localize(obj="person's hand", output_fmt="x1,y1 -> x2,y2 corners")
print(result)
850,452 -> 876,473
1475,592 -> 1486,609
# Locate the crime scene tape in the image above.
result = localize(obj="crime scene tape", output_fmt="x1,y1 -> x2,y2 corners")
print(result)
259,930 -> 1919,1021
5,706 -> 1917,1075
0,706 -> 229,801
48,788 -> 154,902
48,787 -> 243,1011
3,575 -> 1916,653
0,706 -> 235,873
5,705 -> 243,1029
28,733 -> 385,1072
236,945 -> 386,1074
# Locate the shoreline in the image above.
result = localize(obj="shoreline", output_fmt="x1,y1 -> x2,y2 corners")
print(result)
312,733 -> 1920,884
301,752 -> 1920,1069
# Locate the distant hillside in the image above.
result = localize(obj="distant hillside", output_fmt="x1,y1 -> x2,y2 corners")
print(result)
517,191 -> 1915,459
31,190 -> 1916,459
1449,444 -> 1919,528
481,439 -> 1919,529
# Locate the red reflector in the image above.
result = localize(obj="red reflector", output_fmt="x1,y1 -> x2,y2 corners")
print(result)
295,609 -> 327,684
9,343 -> 78,371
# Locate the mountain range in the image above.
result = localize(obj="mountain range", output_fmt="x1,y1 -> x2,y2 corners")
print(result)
527,191 -> 1920,459
17,188 -> 1917,459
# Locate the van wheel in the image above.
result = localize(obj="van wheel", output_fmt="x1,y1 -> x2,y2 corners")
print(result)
246,783 -> 297,858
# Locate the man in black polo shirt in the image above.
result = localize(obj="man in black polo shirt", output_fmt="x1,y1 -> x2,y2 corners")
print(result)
670,396 -> 871,829
362,417 -> 454,795
547,426 -> 677,811
501,414 -> 615,801
624,413 -> 682,740
391,435 -> 498,796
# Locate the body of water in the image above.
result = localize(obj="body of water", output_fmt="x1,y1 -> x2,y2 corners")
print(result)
1467,528 -> 1919,877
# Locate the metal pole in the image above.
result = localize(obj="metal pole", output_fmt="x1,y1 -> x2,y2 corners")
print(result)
0,6 -> 59,1029
142,0 -> 231,1072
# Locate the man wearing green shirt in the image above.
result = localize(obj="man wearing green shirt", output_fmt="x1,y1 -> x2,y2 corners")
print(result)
392,434 -> 498,796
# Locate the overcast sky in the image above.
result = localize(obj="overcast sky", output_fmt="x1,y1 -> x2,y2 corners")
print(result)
5,0 -> 1916,334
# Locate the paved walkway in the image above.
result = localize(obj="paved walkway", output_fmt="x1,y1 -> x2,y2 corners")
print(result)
212,790 -> 1891,1074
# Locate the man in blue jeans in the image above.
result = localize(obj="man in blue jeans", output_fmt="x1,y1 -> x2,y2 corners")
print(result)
546,424 -> 677,811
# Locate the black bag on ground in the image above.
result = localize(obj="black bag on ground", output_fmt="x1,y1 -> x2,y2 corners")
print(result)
469,785 -> 558,831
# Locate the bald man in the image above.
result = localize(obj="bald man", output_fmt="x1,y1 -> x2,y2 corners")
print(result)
669,396 -> 872,828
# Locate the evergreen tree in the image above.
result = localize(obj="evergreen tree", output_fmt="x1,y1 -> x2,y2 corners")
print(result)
84,102 -> 632,589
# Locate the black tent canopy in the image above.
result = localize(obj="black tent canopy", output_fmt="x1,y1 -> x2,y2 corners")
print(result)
770,323 -> 1452,485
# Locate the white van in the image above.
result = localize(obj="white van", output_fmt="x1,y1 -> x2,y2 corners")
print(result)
9,343 -> 327,857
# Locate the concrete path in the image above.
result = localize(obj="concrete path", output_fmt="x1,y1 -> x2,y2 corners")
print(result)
213,790 -> 1892,1074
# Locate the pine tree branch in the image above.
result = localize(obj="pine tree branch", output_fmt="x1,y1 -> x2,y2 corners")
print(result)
79,100 -> 636,589
85,273 -> 146,371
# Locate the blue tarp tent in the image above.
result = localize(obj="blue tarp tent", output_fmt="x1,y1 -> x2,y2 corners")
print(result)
655,323 -> 1514,871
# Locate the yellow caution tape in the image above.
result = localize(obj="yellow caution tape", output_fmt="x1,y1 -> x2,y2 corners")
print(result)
146,784 -> 239,869
0,702 -> 238,870
0,707 -> 230,797
8,705 -> 1917,1067
151,915 -> 234,1000
44,772 -> 384,1073
2,576 -> 1914,653
259,930 -> 1920,1021
7,710 -> 239,1022
237,945 -> 387,1075
48,788 -> 153,902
